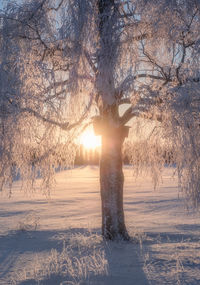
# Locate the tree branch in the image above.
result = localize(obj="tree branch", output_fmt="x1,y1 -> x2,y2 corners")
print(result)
20,93 -> 94,131
121,33 -> 148,44
116,73 -> 169,99
134,73 -> 168,81
20,107 -> 69,130
141,41 -> 168,79
119,105 -> 163,125
40,79 -> 70,98
83,50 -> 97,74
119,106 -> 134,125
118,98 -> 131,105
47,0 -> 65,12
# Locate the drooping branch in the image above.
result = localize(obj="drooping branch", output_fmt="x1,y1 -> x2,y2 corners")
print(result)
20,93 -> 94,131
20,107 -> 69,130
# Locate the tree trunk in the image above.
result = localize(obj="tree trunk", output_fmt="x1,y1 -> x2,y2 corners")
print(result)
100,127 -> 130,240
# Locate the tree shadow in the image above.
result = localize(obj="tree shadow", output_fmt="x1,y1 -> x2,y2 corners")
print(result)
101,240 -> 149,285
0,228 -> 149,285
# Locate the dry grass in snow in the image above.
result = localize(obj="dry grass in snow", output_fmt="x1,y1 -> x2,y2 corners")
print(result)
12,233 -> 108,285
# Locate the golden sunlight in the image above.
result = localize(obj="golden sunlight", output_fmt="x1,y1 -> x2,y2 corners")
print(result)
79,128 -> 101,150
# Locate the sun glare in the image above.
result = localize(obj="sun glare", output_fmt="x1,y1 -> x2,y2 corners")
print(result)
79,128 -> 101,150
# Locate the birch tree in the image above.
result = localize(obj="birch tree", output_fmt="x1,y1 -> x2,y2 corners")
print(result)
0,0 -> 200,240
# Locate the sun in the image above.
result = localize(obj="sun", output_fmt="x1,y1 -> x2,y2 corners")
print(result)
79,128 -> 101,150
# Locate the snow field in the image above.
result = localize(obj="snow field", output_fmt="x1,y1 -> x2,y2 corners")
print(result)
0,166 -> 199,284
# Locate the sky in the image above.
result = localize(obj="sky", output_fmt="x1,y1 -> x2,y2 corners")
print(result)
0,0 -> 24,10
0,0 -> 9,10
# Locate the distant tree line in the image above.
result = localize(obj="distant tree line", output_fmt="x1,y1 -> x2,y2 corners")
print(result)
74,145 -> 100,165
74,142 -> 175,166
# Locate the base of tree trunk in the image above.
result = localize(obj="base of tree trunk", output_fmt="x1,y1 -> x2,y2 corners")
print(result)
103,228 -> 130,241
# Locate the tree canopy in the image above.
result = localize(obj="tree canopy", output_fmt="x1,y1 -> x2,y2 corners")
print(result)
0,0 -> 200,206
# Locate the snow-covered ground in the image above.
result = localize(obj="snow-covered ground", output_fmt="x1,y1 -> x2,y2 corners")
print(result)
0,166 -> 200,284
